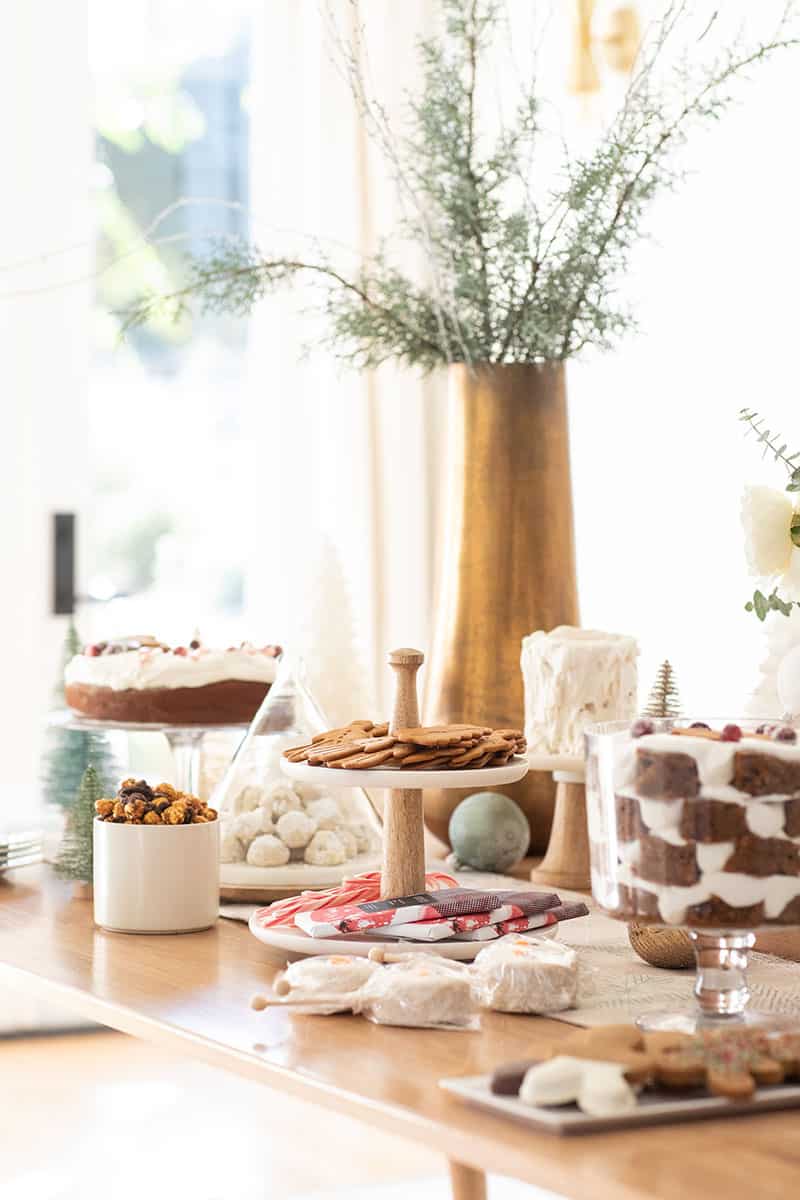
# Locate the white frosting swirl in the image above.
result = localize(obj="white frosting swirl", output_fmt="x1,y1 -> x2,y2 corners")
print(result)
65,646 -> 279,692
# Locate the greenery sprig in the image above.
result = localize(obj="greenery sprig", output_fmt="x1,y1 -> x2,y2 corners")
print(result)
123,1 -> 800,370
739,408 -> 800,621
739,408 -> 800,492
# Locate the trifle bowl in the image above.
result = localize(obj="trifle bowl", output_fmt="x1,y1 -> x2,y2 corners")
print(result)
586,717 -> 800,1032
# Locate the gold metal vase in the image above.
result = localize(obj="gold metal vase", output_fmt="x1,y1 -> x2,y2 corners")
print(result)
423,362 -> 579,853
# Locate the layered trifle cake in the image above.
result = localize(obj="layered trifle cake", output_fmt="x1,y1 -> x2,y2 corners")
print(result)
589,720 -> 800,929
65,636 -> 281,725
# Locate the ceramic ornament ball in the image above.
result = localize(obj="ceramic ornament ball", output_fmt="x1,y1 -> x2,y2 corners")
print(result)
448,792 -> 530,872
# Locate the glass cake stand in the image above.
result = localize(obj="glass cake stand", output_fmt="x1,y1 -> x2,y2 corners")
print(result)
586,717 -> 800,1033
49,710 -> 248,795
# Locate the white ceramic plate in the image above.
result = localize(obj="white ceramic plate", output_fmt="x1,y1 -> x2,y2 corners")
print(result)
439,1074 -> 800,1136
248,913 -> 556,960
281,756 -> 529,791
221,851 -> 382,890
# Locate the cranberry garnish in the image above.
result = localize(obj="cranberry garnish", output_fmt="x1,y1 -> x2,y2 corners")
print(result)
173,646 -> 188,656
631,718 -> 655,738
774,726 -> 797,743
721,723 -> 742,742
689,722 -> 710,730
86,643 -> 102,657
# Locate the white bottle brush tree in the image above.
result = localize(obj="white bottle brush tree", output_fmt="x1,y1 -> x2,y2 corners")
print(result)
55,763 -> 103,894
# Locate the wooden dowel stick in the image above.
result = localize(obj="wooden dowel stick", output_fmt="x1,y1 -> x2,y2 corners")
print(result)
383,649 -> 426,899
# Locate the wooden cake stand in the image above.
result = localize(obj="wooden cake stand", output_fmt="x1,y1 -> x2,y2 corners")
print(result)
252,648 -> 529,959
527,753 -> 590,892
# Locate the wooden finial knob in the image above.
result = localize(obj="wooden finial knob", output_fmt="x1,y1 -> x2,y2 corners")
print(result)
388,648 -> 424,667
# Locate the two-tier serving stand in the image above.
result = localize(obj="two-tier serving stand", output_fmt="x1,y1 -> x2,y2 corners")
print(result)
250,648 -> 529,960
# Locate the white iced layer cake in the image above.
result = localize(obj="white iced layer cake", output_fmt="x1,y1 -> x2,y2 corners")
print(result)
521,626 -> 639,757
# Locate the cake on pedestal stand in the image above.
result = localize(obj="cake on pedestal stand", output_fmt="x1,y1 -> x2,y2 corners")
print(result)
48,711 -> 247,796
250,648 -> 529,960
527,753 -> 590,892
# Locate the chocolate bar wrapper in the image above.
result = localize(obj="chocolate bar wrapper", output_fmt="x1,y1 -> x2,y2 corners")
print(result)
295,888 -> 512,938
451,892 -> 560,932
497,901 -> 588,935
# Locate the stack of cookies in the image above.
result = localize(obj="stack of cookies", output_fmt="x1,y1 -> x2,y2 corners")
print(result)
284,721 -> 526,771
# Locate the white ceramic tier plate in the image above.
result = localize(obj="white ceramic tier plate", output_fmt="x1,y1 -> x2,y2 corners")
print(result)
221,851 -> 382,890
439,1074 -> 800,1136
248,914 -> 556,961
281,756 -> 529,790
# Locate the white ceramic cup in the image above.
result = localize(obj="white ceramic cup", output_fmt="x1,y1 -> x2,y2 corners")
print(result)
93,818 -> 220,934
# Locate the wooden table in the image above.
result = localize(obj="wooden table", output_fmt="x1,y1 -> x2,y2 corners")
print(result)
1,868 -> 800,1200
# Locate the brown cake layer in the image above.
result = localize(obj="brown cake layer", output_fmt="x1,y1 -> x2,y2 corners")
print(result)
722,835 -> 800,878
732,751 -> 800,796
635,835 -> 700,886
615,794 -> 649,842
610,884 -> 663,922
635,749 -> 699,799
65,679 -> 270,725
679,798 -> 748,843
686,896 -> 766,928
785,798 -> 800,837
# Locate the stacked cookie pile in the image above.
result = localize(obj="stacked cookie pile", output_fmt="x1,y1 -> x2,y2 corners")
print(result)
284,721 -> 526,771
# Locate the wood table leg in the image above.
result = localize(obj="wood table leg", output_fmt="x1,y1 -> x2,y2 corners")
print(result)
448,1160 -> 487,1200
449,1160 -> 487,1200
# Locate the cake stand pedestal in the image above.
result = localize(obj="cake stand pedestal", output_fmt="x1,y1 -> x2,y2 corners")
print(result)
257,647 -> 529,959
527,754 -> 590,892
48,711 -> 247,795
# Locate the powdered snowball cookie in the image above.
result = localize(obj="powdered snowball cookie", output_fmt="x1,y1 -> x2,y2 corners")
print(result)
247,834 -> 291,868
343,823 -> 376,854
220,826 -> 246,863
333,825 -> 358,860
305,796 -> 341,830
232,809 -> 274,843
266,783 -> 304,820
304,830 -> 347,867
233,785 -> 263,814
275,810 -> 317,850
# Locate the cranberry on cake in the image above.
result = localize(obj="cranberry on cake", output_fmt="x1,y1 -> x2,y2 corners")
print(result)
64,636 -> 281,725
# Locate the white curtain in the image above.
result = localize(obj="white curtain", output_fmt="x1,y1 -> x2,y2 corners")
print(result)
244,0 -> 449,720
0,0 -> 91,807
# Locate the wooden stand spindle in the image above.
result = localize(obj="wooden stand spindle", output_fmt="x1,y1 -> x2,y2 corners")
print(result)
529,768 -> 590,891
382,648 -> 426,899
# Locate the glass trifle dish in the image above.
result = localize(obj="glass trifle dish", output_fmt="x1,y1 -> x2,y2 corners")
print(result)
586,717 -> 800,1031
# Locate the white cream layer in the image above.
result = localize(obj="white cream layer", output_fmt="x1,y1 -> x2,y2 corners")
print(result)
615,862 -> 800,924
65,646 -> 278,691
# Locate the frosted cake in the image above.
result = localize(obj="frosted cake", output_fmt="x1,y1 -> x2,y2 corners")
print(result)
521,626 -> 638,757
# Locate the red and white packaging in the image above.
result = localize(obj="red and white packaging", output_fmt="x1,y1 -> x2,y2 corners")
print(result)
295,888 -> 521,938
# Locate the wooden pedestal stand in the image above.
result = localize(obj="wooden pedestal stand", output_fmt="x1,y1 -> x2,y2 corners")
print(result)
528,757 -> 590,892
382,648 -> 426,898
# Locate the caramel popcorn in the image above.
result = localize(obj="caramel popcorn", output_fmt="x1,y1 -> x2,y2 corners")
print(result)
95,779 -> 217,825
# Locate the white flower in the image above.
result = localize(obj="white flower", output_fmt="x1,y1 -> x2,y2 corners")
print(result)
741,485 -> 794,577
